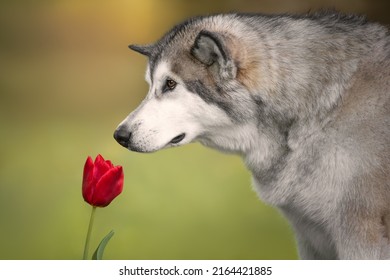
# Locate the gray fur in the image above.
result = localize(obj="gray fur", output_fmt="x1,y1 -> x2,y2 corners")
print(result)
191,30 -> 237,80
115,11 -> 390,259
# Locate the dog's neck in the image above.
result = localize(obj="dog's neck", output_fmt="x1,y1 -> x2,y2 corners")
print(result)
199,121 -> 289,178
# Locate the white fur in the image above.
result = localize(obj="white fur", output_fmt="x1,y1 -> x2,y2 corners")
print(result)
120,61 -> 234,152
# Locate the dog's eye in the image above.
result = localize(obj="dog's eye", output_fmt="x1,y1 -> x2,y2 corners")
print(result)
163,78 -> 177,93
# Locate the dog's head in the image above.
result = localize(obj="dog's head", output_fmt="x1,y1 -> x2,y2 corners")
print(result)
114,20 -> 260,153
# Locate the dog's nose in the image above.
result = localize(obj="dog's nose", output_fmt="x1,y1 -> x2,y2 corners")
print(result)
113,126 -> 131,148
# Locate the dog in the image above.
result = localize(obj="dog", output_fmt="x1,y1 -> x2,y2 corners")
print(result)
114,11 -> 390,259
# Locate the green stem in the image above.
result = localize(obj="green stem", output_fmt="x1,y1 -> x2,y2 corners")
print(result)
83,206 -> 97,260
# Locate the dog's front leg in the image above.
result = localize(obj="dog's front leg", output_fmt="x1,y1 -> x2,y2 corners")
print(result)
286,214 -> 338,259
334,215 -> 390,259
295,232 -> 325,259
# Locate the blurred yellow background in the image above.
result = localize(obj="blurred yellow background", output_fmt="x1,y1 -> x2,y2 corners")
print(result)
0,0 -> 389,260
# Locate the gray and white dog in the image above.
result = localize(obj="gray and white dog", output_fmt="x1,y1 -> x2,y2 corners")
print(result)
114,11 -> 390,259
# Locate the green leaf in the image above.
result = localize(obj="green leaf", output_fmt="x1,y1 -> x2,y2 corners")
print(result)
92,230 -> 115,260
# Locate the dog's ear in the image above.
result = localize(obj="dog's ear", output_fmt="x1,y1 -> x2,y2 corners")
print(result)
191,30 -> 237,80
128,44 -> 153,57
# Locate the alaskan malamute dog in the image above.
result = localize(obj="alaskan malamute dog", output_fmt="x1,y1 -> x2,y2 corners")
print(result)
114,11 -> 390,259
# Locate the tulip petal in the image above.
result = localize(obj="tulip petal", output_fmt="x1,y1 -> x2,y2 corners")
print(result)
82,156 -> 95,204
93,154 -> 112,184
93,166 -> 124,207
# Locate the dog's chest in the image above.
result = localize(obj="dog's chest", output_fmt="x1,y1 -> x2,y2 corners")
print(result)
250,142 -> 353,222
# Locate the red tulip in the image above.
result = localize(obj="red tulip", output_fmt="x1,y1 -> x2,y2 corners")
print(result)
82,154 -> 124,207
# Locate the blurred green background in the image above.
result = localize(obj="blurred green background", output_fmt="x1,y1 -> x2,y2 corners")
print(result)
1,0 -> 389,260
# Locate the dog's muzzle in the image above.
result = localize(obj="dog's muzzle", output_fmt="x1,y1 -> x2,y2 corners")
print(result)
113,126 -> 131,148
114,124 -> 186,152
